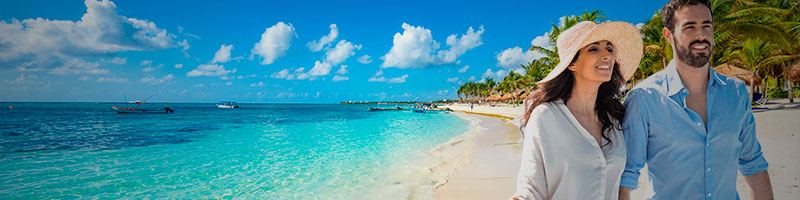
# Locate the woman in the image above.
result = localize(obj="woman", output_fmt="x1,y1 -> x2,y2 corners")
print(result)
511,21 -> 642,200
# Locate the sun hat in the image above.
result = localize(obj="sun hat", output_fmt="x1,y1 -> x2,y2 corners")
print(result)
536,21 -> 643,85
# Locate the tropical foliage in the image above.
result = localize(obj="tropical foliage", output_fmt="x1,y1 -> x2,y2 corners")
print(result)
456,0 -> 800,103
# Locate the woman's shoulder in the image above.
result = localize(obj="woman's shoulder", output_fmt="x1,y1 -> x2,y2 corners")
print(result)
530,100 -> 564,117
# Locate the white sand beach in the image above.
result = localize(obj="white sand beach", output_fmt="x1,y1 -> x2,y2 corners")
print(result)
436,99 -> 800,199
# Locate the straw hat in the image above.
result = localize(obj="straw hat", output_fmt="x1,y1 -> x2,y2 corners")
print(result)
536,21 -> 643,85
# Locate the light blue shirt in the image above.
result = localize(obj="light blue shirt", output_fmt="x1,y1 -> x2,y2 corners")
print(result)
620,60 -> 768,199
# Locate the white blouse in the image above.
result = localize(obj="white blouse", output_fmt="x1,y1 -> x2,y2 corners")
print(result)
512,100 -> 626,200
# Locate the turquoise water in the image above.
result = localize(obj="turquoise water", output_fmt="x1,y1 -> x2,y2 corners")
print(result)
0,103 -> 471,199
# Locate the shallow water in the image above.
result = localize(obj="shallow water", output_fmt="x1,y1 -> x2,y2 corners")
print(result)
0,103 -> 470,199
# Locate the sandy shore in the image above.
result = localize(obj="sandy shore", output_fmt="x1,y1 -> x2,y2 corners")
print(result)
436,99 -> 799,199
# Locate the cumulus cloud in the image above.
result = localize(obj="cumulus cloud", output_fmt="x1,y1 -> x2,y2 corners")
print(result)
496,32 -> 553,69
142,66 -> 156,72
357,55 -> 372,64
335,65 -> 348,75
446,77 -> 459,83
380,23 -> 484,69
140,60 -> 153,66
0,0 -> 181,73
325,40 -> 361,65
332,75 -> 349,81
251,22 -> 295,65
48,58 -> 108,74
140,74 -> 174,84
307,60 -> 333,76
174,64 -> 183,69
481,68 -> 508,80
212,44 -> 234,63
457,65 -> 469,73
306,24 -> 338,52
270,67 -> 313,80
186,64 -> 231,77
369,74 -> 408,83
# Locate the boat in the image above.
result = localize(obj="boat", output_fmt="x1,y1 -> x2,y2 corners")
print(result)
366,105 -> 403,111
409,108 -> 452,113
217,101 -> 239,109
409,103 -> 452,113
112,106 -> 174,114
112,95 -> 173,114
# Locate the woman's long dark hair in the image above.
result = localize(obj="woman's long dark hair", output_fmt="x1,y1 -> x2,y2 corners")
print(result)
520,51 -> 625,146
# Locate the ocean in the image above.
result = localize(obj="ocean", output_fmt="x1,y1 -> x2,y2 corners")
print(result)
0,103 -> 476,199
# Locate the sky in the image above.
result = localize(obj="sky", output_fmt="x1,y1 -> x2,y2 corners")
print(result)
0,0 -> 669,103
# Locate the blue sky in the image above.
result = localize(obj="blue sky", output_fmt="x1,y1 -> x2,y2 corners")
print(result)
0,0 -> 668,103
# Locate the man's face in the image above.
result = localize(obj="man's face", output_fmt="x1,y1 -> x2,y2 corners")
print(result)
667,4 -> 714,68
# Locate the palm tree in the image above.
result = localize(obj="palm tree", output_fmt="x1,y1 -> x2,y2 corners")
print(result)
729,38 -> 791,102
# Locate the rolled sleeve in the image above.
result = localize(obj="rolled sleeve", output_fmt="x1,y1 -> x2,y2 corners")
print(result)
737,92 -> 768,176
620,89 -> 649,189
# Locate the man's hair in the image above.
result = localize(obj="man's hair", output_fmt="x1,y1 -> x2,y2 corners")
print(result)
661,0 -> 712,32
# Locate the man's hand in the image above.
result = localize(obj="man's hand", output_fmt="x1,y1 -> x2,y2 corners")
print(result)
619,186 -> 632,200
744,170 -> 773,200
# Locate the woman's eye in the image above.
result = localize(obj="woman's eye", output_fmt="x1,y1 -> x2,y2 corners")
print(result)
588,48 -> 597,52
607,48 -> 614,52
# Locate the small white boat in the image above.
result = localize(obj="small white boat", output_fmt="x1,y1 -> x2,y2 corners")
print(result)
217,101 -> 239,109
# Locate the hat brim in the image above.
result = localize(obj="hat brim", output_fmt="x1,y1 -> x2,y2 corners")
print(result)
536,21 -> 643,86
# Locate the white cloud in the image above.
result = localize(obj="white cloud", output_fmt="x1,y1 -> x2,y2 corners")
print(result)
251,22 -> 295,65
48,58 -> 108,74
142,66 -> 156,72
635,23 -> 645,30
437,90 -> 449,96
481,68 -> 507,80
467,76 -> 476,81
325,40 -> 361,65
457,65 -> 469,73
496,47 -> 543,69
270,68 -> 309,80
225,81 -> 232,86
186,64 -> 231,77
140,60 -> 153,66
369,74 -> 408,83
212,44 -> 234,63
335,65 -> 348,75
174,64 -> 183,69
332,75 -> 349,81
140,74 -> 174,84
446,77 -> 459,83
380,23 -> 484,69
194,83 -> 204,87
307,60 -> 333,76
79,76 -> 91,81
110,57 -> 127,65
306,24 -> 338,52
0,0 -> 181,72
357,55 -> 372,64
250,81 -> 266,87
96,77 -> 128,83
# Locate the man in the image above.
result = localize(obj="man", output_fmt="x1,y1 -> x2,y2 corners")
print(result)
618,0 -> 774,199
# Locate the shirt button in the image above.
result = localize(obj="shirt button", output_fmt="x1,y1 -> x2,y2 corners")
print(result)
697,122 -> 702,126
707,168 -> 711,172
707,143 -> 710,146
708,193 -> 712,197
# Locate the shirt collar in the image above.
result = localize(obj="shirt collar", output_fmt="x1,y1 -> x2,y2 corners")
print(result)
664,59 -> 727,97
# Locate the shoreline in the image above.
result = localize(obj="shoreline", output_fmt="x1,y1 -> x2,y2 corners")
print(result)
433,110 -> 522,199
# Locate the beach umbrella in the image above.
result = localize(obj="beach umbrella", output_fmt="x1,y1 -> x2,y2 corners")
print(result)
714,64 -> 761,86
784,61 -> 800,81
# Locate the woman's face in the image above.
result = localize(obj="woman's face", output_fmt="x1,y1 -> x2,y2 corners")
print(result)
569,40 -> 616,84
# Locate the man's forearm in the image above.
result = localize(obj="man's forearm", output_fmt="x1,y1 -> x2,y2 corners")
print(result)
618,186 -> 632,200
744,170 -> 773,200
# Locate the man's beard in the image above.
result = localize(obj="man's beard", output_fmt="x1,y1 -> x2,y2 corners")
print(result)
674,37 -> 712,68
